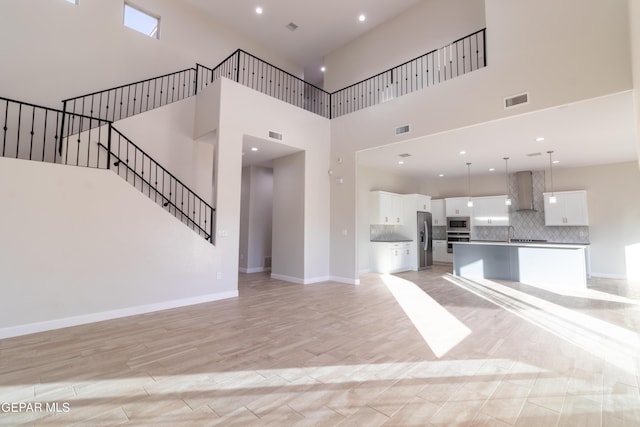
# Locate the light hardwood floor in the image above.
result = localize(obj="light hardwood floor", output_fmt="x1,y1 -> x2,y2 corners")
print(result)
1,265 -> 639,426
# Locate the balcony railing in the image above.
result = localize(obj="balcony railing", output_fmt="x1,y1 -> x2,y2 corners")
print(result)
196,28 -> 486,119
331,29 -> 486,118
197,49 -> 331,118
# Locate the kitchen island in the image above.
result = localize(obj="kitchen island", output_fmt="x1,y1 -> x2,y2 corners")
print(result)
452,241 -> 590,289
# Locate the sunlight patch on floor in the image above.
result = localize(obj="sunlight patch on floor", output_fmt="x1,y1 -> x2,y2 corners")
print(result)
380,274 -> 471,358
445,274 -> 640,374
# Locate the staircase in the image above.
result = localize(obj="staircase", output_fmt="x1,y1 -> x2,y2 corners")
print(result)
1,28 -> 485,245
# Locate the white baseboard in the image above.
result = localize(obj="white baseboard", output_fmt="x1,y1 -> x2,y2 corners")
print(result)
330,276 -> 361,285
270,273 -> 305,284
590,272 -> 627,280
0,291 -> 239,340
270,273 -> 331,285
239,267 -> 270,274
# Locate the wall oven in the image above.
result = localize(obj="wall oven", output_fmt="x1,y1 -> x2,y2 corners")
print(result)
447,216 -> 470,233
447,231 -> 470,253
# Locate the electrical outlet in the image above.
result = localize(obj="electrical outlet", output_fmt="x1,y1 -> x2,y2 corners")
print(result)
216,272 -> 222,280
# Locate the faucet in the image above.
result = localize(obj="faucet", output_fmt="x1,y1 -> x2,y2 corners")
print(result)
508,226 -> 516,243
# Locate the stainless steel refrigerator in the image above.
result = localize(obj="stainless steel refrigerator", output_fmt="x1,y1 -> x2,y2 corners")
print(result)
417,211 -> 433,270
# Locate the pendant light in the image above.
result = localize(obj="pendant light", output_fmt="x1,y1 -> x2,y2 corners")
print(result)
466,162 -> 473,207
504,157 -> 512,206
547,150 -> 557,204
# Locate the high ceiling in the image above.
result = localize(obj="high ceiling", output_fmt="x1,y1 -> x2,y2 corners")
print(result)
183,0 -> 423,85
358,91 -> 638,179
186,1 -> 638,176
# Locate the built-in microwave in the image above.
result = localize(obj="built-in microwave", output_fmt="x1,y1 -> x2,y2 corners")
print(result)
447,216 -> 470,232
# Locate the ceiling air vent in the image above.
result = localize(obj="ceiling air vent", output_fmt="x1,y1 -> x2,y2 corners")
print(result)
286,22 -> 299,32
395,124 -> 411,136
504,92 -> 529,109
268,130 -> 283,141
398,153 -> 412,158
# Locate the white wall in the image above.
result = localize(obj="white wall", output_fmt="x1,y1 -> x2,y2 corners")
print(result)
116,98 -> 215,205
357,166 -> 419,273
324,0 -> 487,92
273,152 -> 305,281
329,0 -> 633,282
630,0 -> 640,166
239,165 -> 274,273
0,157 -> 235,339
239,166 -> 251,270
195,78 -> 331,285
0,0 -> 301,108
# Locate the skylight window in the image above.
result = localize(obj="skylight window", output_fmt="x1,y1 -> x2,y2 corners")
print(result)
124,3 -> 160,39
66,0 -> 78,4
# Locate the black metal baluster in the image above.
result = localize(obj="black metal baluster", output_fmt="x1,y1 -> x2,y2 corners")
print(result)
15,103 -> 22,159
41,109 -> 48,162
171,73 -> 176,103
28,106 -> 35,160
2,99 -> 8,157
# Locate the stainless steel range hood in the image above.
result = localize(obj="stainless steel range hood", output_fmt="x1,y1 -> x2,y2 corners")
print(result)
515,171 -> 535,211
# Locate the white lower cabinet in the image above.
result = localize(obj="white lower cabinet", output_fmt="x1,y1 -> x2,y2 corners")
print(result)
370,242 -> 413,273
433,240 -> 452,263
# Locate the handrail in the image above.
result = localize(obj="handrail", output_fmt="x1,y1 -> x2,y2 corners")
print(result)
62,68 -> 197,102
62,68 -> 198,123
110,128 -> 213,211
107,127 -> 215,242
1,96 -> 111,167
238,49 -> 328,94
330,28 -> 486,117
330,28 -> 486,94
96,142 -> 212,240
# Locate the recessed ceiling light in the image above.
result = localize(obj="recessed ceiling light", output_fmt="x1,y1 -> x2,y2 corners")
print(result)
439,174 -> 444,177
535,137 -> 545,142
251,147 -> 258,151
459,150 -> 466,155
398,160 -> 404,165
255,6 -> 263,14
358,14 -> 366,22
489,168 -> 495,172
320,66 -> 326,72
553,160 -> 560,164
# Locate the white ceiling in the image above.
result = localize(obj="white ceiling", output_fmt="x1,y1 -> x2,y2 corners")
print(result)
242,134 -> 301,168
186,1 -> 638,176
358,91 -> 638,179
183,0 -> 423,85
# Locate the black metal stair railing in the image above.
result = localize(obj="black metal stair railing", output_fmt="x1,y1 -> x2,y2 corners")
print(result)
100,127 -> 215,242
61,68 -> 197,124
1,96 -> 111,168
1,95 -> 215,244
330,28 -> 486,118
196,50 -> 331,118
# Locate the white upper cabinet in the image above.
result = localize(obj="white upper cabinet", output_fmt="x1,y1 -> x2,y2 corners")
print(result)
431,199 -> 446,226
370,191 -> 403,224
445,197 -> 472,217
472,195 -> 510,226
543,190 -> 589,226
416,194 -> 431,212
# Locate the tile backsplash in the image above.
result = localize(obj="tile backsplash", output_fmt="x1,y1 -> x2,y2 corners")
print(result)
472,171 -> 590,244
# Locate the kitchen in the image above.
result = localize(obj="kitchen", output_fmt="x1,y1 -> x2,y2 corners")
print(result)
358,156 -> 640,283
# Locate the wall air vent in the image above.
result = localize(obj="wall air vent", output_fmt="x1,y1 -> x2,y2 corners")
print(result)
286,22 -> 299,32
395,124 -> 411,136
268,130 -> 283,141
504,92 -> 529,109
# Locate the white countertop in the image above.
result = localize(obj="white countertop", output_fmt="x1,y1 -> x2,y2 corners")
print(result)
453,241 -> 589,250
